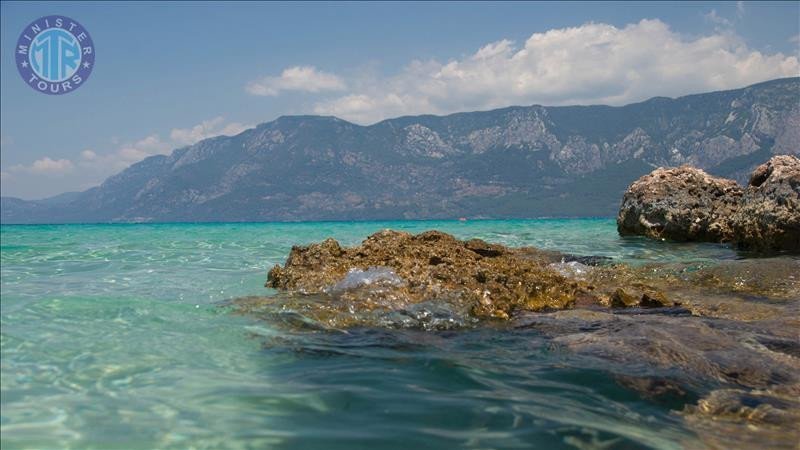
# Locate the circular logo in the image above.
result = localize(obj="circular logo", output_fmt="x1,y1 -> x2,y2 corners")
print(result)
15,15 -> 95,95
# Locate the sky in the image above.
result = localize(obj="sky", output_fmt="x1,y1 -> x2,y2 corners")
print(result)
1,1 -> 798,200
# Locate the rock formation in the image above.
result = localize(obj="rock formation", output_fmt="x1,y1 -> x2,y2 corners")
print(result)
255,229 -> 690,328
617,155 -> 800,252
616,165 -> 742,242
236,220 -> 800,448
730,155 -> 800,251
266,230 -> 584,320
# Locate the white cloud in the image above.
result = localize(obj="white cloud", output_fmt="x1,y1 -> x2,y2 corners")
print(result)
80,149 -> 97,160
737,1 -> 745,19
305,19 -> 800,124
32,157 -> 74,173
75,135 -> 172,172
10,157 -> 75,175
73,118 -> 253,178
246,66 -> 346,96
704,9 -> 733,28
1,117 -> 255,196
170,116 -> 251,146
791,34 -> 800,45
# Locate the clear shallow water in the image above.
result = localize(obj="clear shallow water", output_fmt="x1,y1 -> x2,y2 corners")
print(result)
0,220 -> 783,449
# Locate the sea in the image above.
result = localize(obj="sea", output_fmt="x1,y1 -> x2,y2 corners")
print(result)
1,219 -> 796,449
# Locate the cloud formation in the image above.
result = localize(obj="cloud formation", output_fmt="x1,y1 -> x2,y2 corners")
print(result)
80,150 -> 97,160
9,157 -> 75,175
170,116 -> 251,146
3,117 -> 254,195
252,19 -> 799,124
246,66 -> 346,96
704,9 -> 733,28
80,117 -> 253,175
115,134 -> 172,164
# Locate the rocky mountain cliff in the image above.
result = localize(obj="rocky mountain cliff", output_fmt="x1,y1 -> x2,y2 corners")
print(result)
3,77 -> 798,223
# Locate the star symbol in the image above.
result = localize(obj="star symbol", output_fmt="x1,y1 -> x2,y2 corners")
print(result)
20,60 -> 28,68
82,61 -> 91,69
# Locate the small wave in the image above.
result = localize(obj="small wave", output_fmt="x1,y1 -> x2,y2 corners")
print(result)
328,267 -> 405,293
549,261 -> 592,279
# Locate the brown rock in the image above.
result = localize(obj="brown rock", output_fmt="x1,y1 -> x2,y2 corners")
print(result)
607,287 -> 674,308
640,291 -> 674,308
240,231 -> 795,330
617,155 -> 800,252
266,230 -> 585,319
610,288 -> 640,308
730,155 -> 800,252
616,165 -> 742,242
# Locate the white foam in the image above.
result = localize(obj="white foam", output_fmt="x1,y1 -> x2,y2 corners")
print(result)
329,267 -> 405,292
549,261 -> 591,279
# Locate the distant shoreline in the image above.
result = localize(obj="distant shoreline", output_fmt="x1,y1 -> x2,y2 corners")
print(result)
0,217 -> 615,227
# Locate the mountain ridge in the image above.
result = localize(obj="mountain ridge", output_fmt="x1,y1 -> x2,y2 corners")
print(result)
3,77 -> 798,224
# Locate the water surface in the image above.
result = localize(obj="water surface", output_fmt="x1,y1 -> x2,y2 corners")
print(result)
2,220 -> 795,449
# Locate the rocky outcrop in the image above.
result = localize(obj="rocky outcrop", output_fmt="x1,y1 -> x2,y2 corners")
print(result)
237,224 -> 800,448
239,229 -> 800,330
266,230 -> 584,320
256,229 -> 699,328
616,166 -> 742,242
236,245 -> 800,448
617,155 -> 800,252
730,155 -> 800,251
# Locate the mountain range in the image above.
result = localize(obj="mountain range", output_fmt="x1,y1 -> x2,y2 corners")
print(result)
2,77 -> 798,224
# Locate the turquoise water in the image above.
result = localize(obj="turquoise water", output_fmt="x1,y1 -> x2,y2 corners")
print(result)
0,220 -> 758,449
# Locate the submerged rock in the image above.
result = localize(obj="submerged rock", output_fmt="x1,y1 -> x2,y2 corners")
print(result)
518,305 -> 800,447
232,230 -> 800,447
683,385 -> 800,449
617,155 -> 800,252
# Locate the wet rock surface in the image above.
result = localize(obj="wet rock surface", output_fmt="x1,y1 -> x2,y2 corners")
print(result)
617,155 -> 800,252
232,230 -> 800,449
259,230 -> 768,323
683,384 -> 800,449
265,230 -> 585,320
240,230 -> 799,328
516,307 -> 800,448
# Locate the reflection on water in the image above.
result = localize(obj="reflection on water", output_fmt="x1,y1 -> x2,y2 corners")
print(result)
1,220 -> 798,449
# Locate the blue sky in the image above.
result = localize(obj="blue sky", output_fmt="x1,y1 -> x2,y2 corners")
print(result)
1,1 -> 799,199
